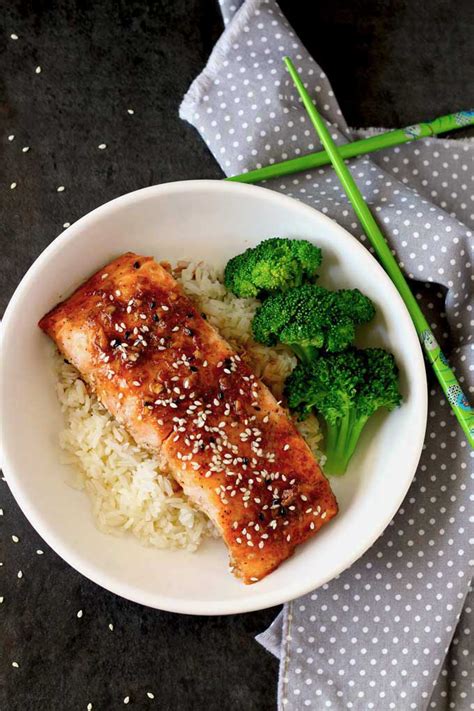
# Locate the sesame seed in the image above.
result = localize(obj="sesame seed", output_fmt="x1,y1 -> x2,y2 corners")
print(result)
22,146 -> 29,153
115,289 -> 121,296
127,108 -> 134,114
124,697 -> 130,705
11,535 -> 19,543
17,570 -> 23,578
57,185 -> 65,192
10,33 -> 19,40
10,182 -> 17,189
161,304 -> 169,311
63,222 -> 71,228
8,135 -> 14,141
147,692 -> 155,699
132,381 -> 140,387
12,661 -> 19,668
109,623 -> 114,631
35,65 -> 41,74
0,597 -> 3,603
98,143 -> 107,150
77,609 -> 83,618
283,444 -> 290,451
87,704 -> 93,711
321,511 -> 327,519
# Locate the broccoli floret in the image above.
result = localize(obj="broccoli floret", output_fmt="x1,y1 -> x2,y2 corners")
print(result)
285,348 -> 401,475
252,284 -> 375,363
224,237 -> 322,298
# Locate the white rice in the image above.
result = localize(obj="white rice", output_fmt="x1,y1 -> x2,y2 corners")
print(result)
54,261 -> 323,552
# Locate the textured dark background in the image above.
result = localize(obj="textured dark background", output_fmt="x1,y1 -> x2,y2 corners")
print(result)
1,1 -> 472,709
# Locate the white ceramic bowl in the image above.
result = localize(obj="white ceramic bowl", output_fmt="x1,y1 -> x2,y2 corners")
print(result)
0,180 -> 427,615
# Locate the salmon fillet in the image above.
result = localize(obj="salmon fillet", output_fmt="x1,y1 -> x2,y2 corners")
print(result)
39,252 -> 338,583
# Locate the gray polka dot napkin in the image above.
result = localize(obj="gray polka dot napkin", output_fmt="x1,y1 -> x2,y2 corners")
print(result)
180,1 -> 474,709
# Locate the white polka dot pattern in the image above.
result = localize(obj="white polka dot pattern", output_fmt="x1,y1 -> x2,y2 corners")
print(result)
181,1 -> 474,709
218,0 -> 244,27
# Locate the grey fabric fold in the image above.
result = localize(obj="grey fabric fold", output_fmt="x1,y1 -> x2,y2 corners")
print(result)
181,1 -> 473,708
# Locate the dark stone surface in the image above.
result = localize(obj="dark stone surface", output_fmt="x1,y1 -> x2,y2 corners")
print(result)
282,0 -> 474,128
1,1 -> 472,709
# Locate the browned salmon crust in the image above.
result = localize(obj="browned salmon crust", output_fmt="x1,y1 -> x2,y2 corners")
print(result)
39,252 -> 338,583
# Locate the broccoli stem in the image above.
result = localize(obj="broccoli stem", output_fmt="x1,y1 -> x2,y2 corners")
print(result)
289,343 -> 319,366
323,409 -> 370,476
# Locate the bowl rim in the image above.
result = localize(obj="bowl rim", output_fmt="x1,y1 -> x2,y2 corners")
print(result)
0,179 -> 428,615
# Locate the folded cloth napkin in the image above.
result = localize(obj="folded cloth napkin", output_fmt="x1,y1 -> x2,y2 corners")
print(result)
180,1 -> 473,708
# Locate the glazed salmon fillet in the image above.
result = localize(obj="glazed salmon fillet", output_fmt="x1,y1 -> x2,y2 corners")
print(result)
39,252 -> 338,583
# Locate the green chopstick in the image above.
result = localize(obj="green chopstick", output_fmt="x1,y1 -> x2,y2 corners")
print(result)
284,56 -> 474,447
226,110 -> 474,184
